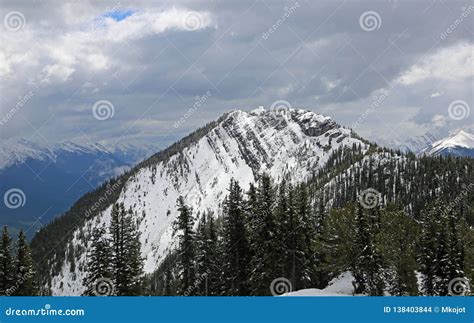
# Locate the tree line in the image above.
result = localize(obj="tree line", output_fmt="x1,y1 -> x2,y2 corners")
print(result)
147,174 -> 472,296
0,226 -> 37,295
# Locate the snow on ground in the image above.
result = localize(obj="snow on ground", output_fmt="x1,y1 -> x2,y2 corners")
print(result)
284,272 -> 356,296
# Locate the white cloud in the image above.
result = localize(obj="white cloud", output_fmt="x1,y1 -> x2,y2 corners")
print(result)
396,42 -> 473,85
41,64 -> 75,83
431,114 -> 447,127
430,90 -> 443,98
0,6 -> 214,86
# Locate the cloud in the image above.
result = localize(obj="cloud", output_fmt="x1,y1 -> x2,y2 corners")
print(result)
396,42 -> 473,85
0,0 -> 472,149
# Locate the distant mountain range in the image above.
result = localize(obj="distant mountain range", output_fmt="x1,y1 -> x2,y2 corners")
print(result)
0,139 -> 158,238
392,127 -> 474,157
420,130 -> 474,157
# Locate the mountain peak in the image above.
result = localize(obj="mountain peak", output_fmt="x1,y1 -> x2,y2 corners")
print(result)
41,109 -> 368,295
421,129 -> 474,157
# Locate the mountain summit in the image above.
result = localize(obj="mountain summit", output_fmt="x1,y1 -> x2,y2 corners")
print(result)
37,108 -> 367,295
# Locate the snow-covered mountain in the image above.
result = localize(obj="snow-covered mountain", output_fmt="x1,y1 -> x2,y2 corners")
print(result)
394,130 -> 443,153
43,108 -> 368,295
0,139 -> 157,239
420,130 -> 474,157
0,139 -> 156,171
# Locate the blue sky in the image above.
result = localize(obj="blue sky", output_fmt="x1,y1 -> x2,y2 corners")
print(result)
0,0 -> 472,150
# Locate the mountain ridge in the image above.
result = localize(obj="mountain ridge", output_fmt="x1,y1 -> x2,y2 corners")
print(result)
30,107 -> 368,295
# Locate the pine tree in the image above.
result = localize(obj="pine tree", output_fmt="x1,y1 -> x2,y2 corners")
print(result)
378,208 -> 419,295
110,203 -> 144,296
13,230 -> 37,295
248,174 -> 280,295
221,179 -> 250,295
0,226 -> 14,295
353,204 -> 384,295
195,212 -> 220,295
83,225 -> 113,296
174,196 -> 196,295
293,184 -> 315,290
317,204 -> 357,284
418,205 -> 439,295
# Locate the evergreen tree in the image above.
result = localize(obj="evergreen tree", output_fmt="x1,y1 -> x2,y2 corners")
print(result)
0,226 -> 14,295
418,205 -> 439,295
293,184 -> 315,290
248,174 -> 280,295
317,204 -> 357,283
353,204 -> 384,295
221,179 -> 250,295
378,208 -> 419,295
195,212 -> 219,295
110,203 -> 144,296
13,230 -> 37,296
83,225 -> 113,296
174,196 -> 196,295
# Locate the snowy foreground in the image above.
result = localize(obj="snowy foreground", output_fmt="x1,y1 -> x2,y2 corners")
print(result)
284,272 -> 357,296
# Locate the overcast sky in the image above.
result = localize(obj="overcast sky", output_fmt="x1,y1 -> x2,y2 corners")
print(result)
0,0 -> 472,149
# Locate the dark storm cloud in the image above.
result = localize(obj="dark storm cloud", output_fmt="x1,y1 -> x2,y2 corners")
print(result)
0,0 -> 472,147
